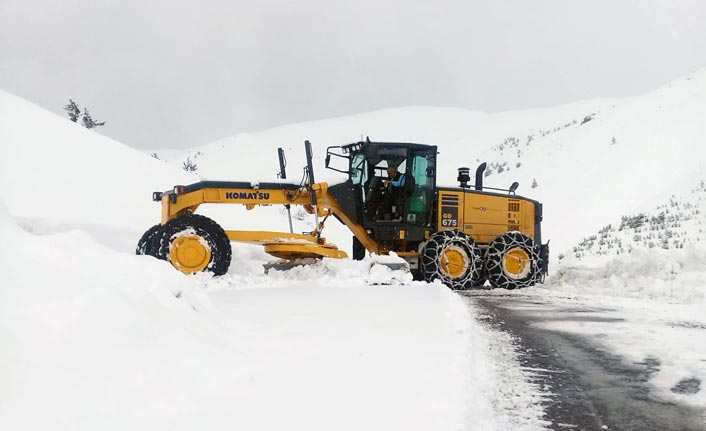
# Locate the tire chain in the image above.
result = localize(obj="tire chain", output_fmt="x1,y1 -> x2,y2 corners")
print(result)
486,231 -> 542,289
421,230 -> 483,290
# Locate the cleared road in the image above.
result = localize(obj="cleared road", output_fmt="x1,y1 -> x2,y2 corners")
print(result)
462,292 -> 706,431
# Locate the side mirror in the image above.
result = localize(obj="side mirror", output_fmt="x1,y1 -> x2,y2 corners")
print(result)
509,182 -> 519,194
325,153 -> 331,168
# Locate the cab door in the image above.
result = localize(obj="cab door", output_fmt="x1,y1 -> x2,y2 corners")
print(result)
406,150 -> 437,225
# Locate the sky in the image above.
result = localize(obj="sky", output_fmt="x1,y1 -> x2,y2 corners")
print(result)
2,0 -> 706,149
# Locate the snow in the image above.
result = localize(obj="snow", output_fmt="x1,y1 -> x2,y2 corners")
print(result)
150,69 -> 706,259
550,246 -> 706,304
147,65 -> 706,415
522,244 -> 706,408
0,89 -> 196,230
148,98 -> 616,252
0,90 -> 544,430
0,204 -> 538,429
3,65 -> 706,427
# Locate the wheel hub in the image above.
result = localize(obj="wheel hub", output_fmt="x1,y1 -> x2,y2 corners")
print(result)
440,245 -> 469,279
503,247 -> 531,279
169,235 -> 212,273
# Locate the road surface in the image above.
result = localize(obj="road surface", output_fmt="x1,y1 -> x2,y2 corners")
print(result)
462,292 -> 705,431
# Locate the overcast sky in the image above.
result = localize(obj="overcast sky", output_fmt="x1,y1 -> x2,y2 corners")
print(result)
2,0 -> 706,149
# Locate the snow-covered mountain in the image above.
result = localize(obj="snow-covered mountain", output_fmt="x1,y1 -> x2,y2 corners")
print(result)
151,68 -> 706,259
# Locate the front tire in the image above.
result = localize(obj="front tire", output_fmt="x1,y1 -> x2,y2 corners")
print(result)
486,231 -> 542,289
136,224 -> 166,260
421,230 -> 483,290
158,214 -> 232,276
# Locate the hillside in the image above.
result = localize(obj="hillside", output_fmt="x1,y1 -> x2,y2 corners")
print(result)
149,99 -> 612,253
151,68 -> 706,259
0,89 -> 196,238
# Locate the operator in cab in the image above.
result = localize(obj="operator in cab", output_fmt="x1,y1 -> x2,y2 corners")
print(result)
379,164 -> 407,221
384,165 -> 406,189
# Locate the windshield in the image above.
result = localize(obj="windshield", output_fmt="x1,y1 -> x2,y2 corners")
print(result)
350,153 -> 367,185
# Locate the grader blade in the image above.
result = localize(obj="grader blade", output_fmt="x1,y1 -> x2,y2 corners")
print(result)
366,253 -> 413,285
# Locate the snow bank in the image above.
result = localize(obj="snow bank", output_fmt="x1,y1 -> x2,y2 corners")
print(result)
547,247 -> 706,304
1,213 -> 530,430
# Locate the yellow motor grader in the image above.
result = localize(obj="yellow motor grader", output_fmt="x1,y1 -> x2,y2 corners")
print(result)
137,140 -> 549,289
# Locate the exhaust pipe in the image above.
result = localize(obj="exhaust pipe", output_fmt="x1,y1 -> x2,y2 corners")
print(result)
475,162 -> 487,191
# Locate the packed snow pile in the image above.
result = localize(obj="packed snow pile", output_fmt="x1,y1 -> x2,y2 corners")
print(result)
0,202 -> 540,430
547,246 -> 706,304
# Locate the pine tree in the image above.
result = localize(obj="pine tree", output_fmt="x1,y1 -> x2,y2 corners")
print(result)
64,99 -> 80,122
81,109 -> 106,129
182,157 -> 198,173
531,178 -> 538,189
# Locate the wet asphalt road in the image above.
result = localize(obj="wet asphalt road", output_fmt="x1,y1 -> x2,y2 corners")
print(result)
461,293 -> 706,431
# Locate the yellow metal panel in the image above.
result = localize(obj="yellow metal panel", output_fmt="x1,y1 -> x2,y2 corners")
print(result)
438,191 -> 464,230
436,190 -> 538,244
520,200 -> 535,237
204,189 -> 221,201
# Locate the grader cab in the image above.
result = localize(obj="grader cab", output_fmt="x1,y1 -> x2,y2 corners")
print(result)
137,140 -> 549,289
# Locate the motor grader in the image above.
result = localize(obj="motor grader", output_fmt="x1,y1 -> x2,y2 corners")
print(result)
137,140 -> 549,289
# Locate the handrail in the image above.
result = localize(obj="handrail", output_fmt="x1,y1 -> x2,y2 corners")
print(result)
325,145 -> 350,174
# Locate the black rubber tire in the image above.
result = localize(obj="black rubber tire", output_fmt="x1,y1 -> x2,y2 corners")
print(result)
421,230 -> 483,290
486,231 -> 542,289
352,236 -> 366,260
136,224 -> 166,259
158,214 -> 232,276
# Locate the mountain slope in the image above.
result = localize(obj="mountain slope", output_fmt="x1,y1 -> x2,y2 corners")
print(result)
152,68 -> 706,256
0,90 -> 195,230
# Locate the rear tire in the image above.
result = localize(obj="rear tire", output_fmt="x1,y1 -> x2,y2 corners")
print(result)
158,214 -> 232,276
486,231 -> 542,289
421,230 -> 483,290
